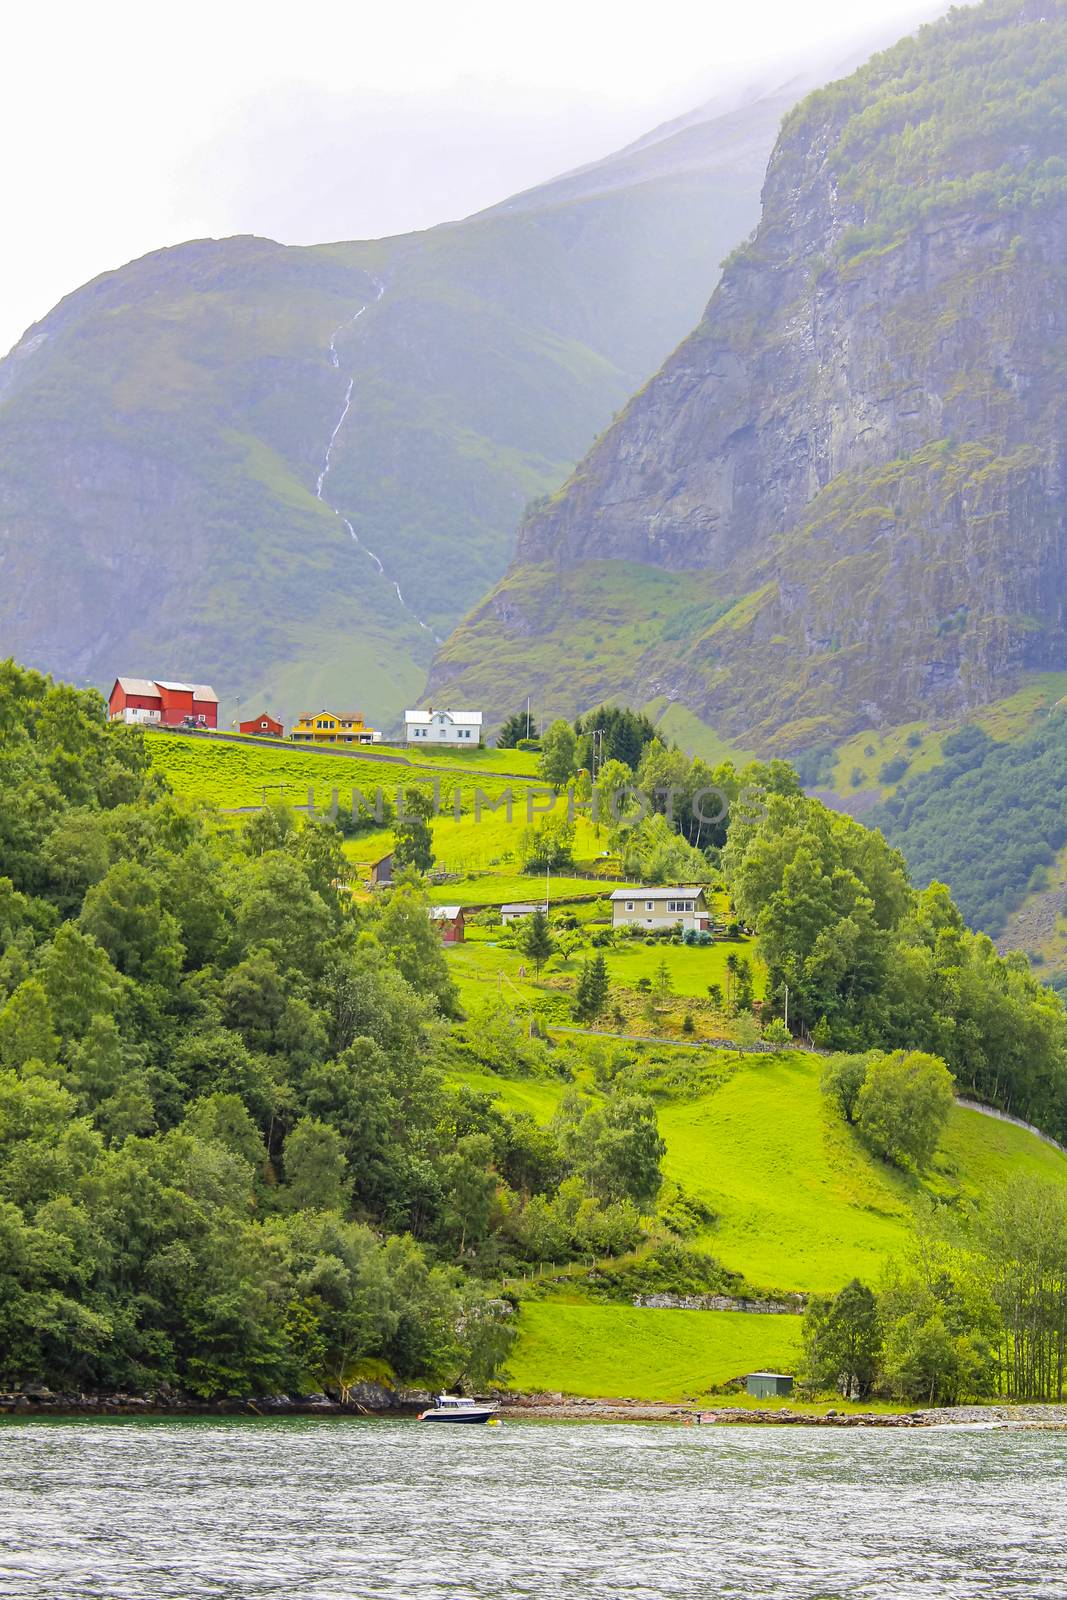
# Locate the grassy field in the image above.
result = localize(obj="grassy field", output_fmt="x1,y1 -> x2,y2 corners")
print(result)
443,920 -> 758,1031
660,1055 -> 1067,1293
643,697 -> 756,765
430,874 -> 621,907
505,1302 -> 803,1400
453,1048 -> 1067,1301
148,730 -> 538,812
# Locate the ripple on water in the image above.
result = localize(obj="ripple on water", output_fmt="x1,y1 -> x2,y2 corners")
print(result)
0,1418 -> 1065,1599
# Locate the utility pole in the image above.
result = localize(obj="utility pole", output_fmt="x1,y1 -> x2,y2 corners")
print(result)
526,695 -> 531,740
784,983 -> 790,1031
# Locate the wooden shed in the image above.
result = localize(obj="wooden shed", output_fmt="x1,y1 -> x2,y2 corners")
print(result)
745,1372 -> 794,1399
368,852 -> 394,886
429,905 -> 465,944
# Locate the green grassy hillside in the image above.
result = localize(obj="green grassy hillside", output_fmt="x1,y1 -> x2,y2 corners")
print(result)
133,725 -> 1067,1398
506,1302 -> 803,1401
454,1041 -> 1067,1395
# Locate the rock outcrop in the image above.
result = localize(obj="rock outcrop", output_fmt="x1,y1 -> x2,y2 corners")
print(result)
434,0 -> 1067,752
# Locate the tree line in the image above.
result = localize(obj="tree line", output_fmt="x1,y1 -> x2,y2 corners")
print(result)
802,1178 -> 1067,1405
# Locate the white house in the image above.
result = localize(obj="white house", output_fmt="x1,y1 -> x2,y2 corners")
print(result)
500,902 -> 548,924
610,886 -> 711,935
404,707 -> 483,745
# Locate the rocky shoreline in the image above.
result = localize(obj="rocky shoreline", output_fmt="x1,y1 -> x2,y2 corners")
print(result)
0,1381 -> 428,1417
4,1385 -> 1067,1428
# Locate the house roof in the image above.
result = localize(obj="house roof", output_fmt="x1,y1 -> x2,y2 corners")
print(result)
609,886 -> 707,901
429,905 -> 463,920
404,707 -> 483,726
115,677 -> 217,702
115,677 -> 160,698
501,902 -> 546,914
297,709 -> 364,721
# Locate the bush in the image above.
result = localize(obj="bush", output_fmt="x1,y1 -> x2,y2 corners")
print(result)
878,755 -> 910,784
681,1014 -> 695,1035
762,1016 -> 792,1048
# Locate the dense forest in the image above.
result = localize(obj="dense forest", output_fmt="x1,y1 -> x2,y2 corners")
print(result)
724,784 -> 1067,1138
0,664 -> 667,1397
874,717 -> 1067,938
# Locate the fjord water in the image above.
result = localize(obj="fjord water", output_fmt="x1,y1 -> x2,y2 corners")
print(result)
1,1419 -> 1064,1598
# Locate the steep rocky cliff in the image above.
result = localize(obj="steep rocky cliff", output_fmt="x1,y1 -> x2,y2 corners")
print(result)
433,0 -> 1067,750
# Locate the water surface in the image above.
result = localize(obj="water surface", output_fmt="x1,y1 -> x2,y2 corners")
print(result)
1,1417 -> 1065,1598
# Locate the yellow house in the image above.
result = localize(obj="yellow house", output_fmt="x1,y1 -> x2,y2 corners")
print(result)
290,709 -> 379,745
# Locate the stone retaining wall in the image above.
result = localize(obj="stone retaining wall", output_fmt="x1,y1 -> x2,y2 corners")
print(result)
632,1292 -> 805,1314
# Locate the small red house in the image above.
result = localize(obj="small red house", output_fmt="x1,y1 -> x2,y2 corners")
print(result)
108,677 -> 218,729
239,712 -> 284,739
429,905 -> 465,944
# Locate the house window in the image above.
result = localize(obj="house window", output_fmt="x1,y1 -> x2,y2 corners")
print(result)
646,901 -> 654,911
625,901 -> 634,912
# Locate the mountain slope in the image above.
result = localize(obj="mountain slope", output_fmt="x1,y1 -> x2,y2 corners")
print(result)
0,90 -> 796,727
433,0 -> 1067,750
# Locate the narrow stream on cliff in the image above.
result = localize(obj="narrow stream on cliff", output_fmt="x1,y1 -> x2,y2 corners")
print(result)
1,1417 -> 1064,1598
315,283 -> 441,644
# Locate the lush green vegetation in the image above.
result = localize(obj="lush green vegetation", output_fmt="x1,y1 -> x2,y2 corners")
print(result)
875,716 -> 1067,937
0,665 -> 677,1397
726,786 -> 1067,1140
9,666 -> 1067,1410
651,1054 -> 1032,1295
147,731 -> 527,813
801,1173 -> 1067,1405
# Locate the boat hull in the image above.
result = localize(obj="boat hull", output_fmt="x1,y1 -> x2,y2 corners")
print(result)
418,1409 -> 496,1424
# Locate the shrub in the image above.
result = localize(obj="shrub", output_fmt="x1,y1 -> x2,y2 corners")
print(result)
762,1016 -> 792,1048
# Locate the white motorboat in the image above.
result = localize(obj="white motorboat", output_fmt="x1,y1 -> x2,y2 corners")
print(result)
417,1394 -> 497,1424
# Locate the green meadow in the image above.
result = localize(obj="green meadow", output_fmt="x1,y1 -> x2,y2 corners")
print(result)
146,730 -> 538,813
451,1049 -> 1067,1299
506,1301 -> 803,1400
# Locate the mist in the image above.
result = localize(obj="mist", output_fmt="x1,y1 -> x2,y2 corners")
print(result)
2,0 -> 947,357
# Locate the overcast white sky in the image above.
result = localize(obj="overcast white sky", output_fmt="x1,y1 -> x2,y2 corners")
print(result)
3,0 -> 946,356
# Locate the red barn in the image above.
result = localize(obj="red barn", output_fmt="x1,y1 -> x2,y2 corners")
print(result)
108,677 -> 218,729
239,712 -> 283,739
429,905 -> 465,944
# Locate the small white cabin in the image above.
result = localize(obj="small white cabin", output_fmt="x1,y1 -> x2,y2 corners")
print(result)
405,707 -> 483,746
501,902 -> 548,924
610,886 -> 711,934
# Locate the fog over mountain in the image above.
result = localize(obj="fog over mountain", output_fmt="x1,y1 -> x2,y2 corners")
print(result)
2,0 -> 944,357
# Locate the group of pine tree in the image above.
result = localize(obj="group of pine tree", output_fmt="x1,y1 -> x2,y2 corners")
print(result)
2,661 -> 1067,1402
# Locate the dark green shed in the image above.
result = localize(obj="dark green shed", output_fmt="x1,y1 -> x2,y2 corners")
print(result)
745,1371 -> 794,1399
